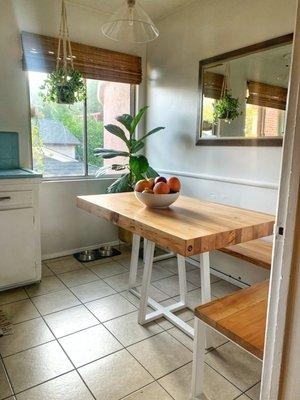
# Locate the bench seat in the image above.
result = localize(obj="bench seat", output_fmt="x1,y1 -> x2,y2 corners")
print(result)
194,280 -> 269,359
219,239 -> 272,270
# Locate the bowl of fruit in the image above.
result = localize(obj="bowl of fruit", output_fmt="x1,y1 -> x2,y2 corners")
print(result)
134,176 -> 181,208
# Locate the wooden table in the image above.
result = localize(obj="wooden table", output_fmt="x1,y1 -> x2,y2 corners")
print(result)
77,193 -> 275,337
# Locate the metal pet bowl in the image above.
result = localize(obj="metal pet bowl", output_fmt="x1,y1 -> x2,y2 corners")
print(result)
76,249 -> 100,262
99,246 -> 114,257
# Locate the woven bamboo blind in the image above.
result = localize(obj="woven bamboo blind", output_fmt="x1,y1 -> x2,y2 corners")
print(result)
203,71 -> 224,99
21,31 -> 142,85
247,81 -> 287,110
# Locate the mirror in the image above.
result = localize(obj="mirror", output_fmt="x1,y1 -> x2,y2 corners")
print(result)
197,34 -> 293,146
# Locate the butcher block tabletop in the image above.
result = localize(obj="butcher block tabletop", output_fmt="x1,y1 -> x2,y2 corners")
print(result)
77,193 -> 275,257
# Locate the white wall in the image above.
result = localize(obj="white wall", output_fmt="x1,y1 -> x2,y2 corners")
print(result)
146,0 -> 296,214
0,0 -> 146,257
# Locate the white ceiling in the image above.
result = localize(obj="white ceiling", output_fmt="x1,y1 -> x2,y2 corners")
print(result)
67,0 -> 195,21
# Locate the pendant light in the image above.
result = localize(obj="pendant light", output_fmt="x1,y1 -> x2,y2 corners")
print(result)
102,0 -> 159,43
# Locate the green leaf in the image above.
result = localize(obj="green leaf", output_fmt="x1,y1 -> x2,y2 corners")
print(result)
107,173 -> 133,193
138,126 -> 165,142
94,148 -> 129,159
116,114 -> 133,132
130,106 -> 149,135
131,139 -> 145,154
104,124 -> 129,147
95,164 -> 126,177
129,155 -> 149,178
144,166 -> 159,179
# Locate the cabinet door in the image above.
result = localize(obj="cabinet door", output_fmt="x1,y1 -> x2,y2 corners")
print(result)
0,208 -> 36,287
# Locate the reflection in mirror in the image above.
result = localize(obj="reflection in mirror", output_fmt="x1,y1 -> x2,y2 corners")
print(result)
198,35 -> 293,145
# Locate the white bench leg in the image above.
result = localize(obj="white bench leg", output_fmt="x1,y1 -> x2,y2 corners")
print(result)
143,238 -> 148,262
138,239 -> 155,324
191,316 -> 206,400
129,234 -> 141,289
177,254 -> 187,305
199,252 -> 214,350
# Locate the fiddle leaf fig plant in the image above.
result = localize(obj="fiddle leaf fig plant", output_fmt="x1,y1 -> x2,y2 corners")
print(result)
94,106 -> 165,193
40,68 -> 86,104
213,91 -> 241,124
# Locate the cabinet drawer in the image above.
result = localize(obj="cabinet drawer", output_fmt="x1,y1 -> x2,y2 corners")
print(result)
0,191 -> 33,209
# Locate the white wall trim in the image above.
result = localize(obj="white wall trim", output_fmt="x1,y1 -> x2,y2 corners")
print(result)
42,240 -> 121,261
157,169 -> 279,190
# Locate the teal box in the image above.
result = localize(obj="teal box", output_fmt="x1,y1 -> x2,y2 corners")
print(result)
0,132 -> 20,169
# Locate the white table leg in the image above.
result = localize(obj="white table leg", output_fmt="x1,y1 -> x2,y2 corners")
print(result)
138,240 -> 155,324
143,238 -> 148,262
199,252 -> 214,350
129,234 -> 141,289
177,254 -> 187,305
191,317 -> 206,400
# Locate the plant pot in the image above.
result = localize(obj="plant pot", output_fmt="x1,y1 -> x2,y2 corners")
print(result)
56,84 -> 75,104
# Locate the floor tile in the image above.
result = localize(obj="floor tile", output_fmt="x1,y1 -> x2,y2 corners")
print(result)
118,256 -> 144,270
137,265 -> 174,282
135,285 -> 170,302
122,382 -> 172,399
88,261 -> 127,279
236,396 -> 251,400
41,263 -> 54,278
152,276 -> 197,297
15,371 -> 93,400
157,258 -> 196,275
46,256 -> 83,274
159,362 -> 241,400
70,279 -> 116,303
128,331 -> 192,379
184,288 -> 218,311
4,341 -> 73,393
26,276 -> 65,297
31,289 -> 80,315
1,300 -> 39,324
0,318 -> 54,357
59,324 -> 123,367
0,288 -> 28,306
44,305 -> 98,338
79,349 -> 153,400
104,272 -> 142,292
86,293 -> 136,322
211,280 -> 240,298
0,360 -> 13,400
59,269 -> 99,288
186,270 -> 220,287
104,311 -> 163,346
246,382 -> 261,400
206,342 -> 262,391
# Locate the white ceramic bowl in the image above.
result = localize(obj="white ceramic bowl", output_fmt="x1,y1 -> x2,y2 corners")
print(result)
135,191 -> 180,208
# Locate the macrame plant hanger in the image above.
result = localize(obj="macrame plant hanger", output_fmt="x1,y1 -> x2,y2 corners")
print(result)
56,0 -> 74,74
220,63 -> 231,98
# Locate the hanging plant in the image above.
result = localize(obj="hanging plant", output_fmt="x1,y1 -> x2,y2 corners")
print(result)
40,0 -> 86,104
213,92 -> 241,124
213,63 -> 241,124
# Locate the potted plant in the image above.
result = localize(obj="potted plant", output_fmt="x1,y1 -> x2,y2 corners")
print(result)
213,91 -> 241,124
40,68 -> 86,104
94,106 -> 164,193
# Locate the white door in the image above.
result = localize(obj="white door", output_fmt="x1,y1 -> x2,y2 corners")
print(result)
0,208 -> 36,288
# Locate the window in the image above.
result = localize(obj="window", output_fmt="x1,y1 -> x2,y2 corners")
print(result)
29,72 -> 133,178
244,104 -> 286,138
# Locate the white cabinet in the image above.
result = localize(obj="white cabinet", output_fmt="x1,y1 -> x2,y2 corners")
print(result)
0,179 -> 41,290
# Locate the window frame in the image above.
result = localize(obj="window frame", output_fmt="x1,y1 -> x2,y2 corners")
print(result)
28,73 -> 136,181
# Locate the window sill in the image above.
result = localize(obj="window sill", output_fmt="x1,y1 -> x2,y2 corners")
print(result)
41,174 -> 120,183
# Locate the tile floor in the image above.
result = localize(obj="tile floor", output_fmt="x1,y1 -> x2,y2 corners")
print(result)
0,247 -> 262,400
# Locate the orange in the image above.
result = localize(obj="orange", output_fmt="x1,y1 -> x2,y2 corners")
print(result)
143,188 -> 154,194
135,179 -> 152,192
153,182 -> 170,194
167,177 -> 181,193
147,178 -> 155,189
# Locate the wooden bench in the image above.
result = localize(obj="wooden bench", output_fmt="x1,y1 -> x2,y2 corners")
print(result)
191,280 -> 269,399
219,238 -> 273,270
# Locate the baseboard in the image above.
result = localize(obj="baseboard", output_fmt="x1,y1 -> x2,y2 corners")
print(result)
42,240 -> 121,261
